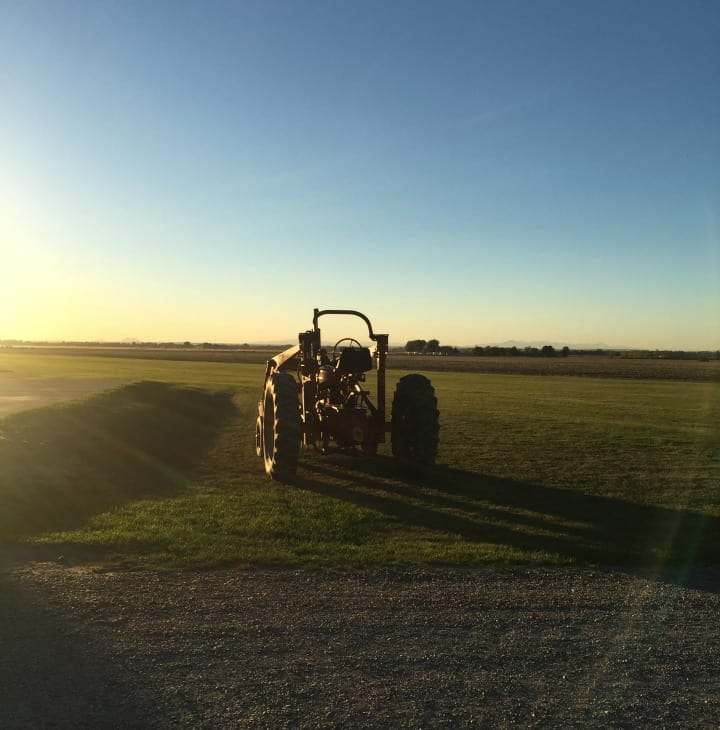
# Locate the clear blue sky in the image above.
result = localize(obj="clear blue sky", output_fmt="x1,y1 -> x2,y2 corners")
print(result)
1,0 -> 718,349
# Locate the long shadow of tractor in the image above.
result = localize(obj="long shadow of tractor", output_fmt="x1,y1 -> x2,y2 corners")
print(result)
256,308 -> 440,480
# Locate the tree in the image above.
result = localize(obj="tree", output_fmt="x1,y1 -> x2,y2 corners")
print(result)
425,339 -> 440,353
405,339 -> 426,353
541,345 -> 556,357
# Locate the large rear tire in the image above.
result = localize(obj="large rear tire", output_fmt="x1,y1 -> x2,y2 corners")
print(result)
391,374 -> 439,465
262,372 -> 301,480
255,416 -> 263,457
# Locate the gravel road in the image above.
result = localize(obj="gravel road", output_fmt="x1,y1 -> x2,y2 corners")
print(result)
1,562 -> 719,728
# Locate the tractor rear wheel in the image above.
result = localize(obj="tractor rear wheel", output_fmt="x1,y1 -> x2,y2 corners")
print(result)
391,374 -> 439,465
262,372 -> 301,480
255,416 -> 263,457
362,431 -> 379,456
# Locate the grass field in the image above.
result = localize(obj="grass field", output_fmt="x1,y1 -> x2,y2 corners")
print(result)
5,344 -> 720,381
0,349 -> 718,570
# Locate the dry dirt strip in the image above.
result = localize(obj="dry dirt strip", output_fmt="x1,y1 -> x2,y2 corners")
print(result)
0,379 -> 124,418
1,563 -> 718,728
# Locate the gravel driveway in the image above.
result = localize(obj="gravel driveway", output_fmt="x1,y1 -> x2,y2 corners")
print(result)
1,561 -> 719,728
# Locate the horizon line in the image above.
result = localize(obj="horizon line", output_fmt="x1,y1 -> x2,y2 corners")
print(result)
2,338 -> 719,354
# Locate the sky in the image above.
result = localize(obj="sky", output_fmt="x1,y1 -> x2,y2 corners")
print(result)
1,0 -> 718,350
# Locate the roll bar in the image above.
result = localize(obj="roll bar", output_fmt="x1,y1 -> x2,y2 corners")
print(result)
312,308 -> 382,341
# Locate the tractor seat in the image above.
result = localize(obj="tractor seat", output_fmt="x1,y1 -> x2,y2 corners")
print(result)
336,347 -> 373,373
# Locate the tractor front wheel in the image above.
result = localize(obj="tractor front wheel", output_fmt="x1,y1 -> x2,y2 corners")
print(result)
262,372 -> 301,480
391,374 -> 439,465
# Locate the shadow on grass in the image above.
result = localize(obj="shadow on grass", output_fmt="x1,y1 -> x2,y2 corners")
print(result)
0,381 -> 237,540
297,453 -> 720,575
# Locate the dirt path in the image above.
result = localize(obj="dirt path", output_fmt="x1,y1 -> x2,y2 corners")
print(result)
0,379 -> 123,417
1,562 -> 718,728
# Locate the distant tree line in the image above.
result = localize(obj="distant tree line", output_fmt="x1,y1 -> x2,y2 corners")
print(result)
399,343 -> 720,361
472,345 -> 570,358
405,340 -> 567,357
405,339 -> 459,355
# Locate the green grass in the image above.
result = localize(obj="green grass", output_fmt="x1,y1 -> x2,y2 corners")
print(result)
0,350 -> 259,390
1,352 -> 718,570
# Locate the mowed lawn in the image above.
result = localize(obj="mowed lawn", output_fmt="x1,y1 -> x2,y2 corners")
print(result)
0,350 -> 718,570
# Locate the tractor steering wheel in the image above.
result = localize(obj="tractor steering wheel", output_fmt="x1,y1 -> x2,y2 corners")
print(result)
332,337 -> 363,361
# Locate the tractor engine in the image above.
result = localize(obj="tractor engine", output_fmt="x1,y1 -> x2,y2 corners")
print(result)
315,363 -> 368,448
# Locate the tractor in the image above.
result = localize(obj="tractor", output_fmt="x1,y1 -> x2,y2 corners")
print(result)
255,308 -> 439,479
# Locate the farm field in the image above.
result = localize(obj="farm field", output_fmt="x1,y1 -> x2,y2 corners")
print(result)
0,349 -> 718,570
5,343 -> 720,381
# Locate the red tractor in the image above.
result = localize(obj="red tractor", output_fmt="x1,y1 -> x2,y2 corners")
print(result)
256,308 -> 439,479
